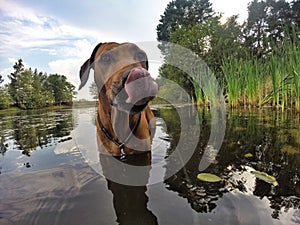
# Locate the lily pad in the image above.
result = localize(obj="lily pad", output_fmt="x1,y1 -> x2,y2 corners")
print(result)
244,153 -> 253,158
251,171 -> 278,186
197,173 -> 222,182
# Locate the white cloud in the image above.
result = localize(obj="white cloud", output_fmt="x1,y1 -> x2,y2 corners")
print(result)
0,67 -> 13,84
60,39 -> 95,58
211,0 -> 249,23
0,0 -> 46,25
48,57 -> 94,100
0,0 -> 106,56
39,48 -> 58,56
48,58 -> 82,85
0,58 -> 31,84
8,57 -> 18,64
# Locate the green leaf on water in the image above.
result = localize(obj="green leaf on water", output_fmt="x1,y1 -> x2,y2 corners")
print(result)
251,171 -> 279,186
197,173 -> 222,182
244,153 -> 254,158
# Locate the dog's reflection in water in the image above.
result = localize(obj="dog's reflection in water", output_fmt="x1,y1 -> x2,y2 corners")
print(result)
100,152 -> 158,225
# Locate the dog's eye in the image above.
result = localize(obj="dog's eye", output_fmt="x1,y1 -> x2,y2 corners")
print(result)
135,52 -> 147,62
100,54 -> 112,64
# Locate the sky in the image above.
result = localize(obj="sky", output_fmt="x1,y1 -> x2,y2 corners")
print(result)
0,0 -> 250,100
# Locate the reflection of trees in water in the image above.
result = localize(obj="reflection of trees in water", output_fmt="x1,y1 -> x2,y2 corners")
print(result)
100,153 -> 158,225
0,109 -> 74,156
158,106 -> 300,218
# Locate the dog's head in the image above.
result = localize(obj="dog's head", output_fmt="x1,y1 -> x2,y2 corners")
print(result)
79,42 -> 158,114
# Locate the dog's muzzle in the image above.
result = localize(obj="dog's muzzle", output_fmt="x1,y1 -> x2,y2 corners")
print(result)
113,68 -> 158,113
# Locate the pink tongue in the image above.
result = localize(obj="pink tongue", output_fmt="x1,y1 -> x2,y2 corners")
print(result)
124,68 -> 158,105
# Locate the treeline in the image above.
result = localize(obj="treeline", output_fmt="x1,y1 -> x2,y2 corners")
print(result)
156,0 -> 300,111
0,59 -> 76,110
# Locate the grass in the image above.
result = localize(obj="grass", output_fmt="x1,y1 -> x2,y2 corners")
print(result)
0,107 -> 20,114
220,31 -> 300,112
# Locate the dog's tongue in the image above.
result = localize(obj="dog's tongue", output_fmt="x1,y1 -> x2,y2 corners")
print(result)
125,68 -> 158,105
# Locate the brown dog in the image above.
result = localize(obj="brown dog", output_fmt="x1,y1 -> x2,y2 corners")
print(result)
79,42 -> 158,156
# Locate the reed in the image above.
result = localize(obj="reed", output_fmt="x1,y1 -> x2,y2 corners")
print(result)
221,57 -> 241,108
220,27 -> 300,112
294,70 -> 300,111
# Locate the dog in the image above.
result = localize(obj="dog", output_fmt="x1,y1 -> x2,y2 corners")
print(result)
79,42 -> 158,157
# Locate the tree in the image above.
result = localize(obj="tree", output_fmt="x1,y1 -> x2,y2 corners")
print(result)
157,0 -> 215,102
157,0 -> 214,52
5,59 -> 76,109
17,69 -> 34,109
291,0 -> 300,29
243,0 -> 297,58
89,82 -> 98,100
158,14 -> 244,102
45,74 -> 76,105
0,75 -> 13,109
207,16 -> 245,73
30,69 -> 54,108
8,59 -> 24,107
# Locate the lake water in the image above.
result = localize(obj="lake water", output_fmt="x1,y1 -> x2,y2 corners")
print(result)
0,106 -> 299,225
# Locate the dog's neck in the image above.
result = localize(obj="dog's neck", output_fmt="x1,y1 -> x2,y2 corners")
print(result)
98,88 -> 140,142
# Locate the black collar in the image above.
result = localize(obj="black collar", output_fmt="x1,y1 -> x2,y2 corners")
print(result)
97,112 -> 142,159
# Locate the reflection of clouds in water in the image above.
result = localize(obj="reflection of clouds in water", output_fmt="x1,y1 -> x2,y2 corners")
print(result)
149,117 -> 170,184
151,117 -> 170,163
71,107 -> 100,172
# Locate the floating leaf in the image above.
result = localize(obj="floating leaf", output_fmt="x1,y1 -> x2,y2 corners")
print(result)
244,153 -> 254,158
251,171 -> 278,186
197,173 -> 222,182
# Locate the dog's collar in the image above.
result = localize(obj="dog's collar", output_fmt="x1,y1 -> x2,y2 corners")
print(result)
97,112 -> 141,159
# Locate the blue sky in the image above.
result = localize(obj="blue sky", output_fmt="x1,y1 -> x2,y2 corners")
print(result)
0,0 -> 249,99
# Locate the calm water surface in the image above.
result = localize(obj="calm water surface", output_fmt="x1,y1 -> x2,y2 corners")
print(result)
0,106 -> 299,225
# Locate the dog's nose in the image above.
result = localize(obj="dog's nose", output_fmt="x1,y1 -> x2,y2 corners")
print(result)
122,70 -> 131,87
123,68 -> 158,106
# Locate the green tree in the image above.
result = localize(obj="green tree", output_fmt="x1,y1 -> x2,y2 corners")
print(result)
8,59 -> 24,107
31,69 -> 54,107
0,75 -> 13,109
243,0 -> 297,58
207,16 -> 244,74
156,0 -> 214,51
157,0 -> 215,102
291,0 -> 300,29
18,69 -> 34,109
45,74 -> 76,105
89,82 -> 98,100
159,15 -> 244,102
10,67 -> 49,109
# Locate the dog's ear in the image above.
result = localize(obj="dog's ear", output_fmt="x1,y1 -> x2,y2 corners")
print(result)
79,59 -> 91,90
78,43 -> 103,90
145,57 -> 149,70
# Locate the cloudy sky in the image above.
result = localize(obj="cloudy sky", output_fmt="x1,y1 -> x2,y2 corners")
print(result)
0,0 -> 250,99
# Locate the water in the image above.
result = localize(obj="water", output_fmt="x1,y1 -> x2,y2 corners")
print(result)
0,106 -> 299,225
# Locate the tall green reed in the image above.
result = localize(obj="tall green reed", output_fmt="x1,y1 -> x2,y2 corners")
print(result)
221,26 -> 300,111
221,58 -> 241,108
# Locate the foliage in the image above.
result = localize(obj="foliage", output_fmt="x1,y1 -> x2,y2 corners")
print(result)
45,74 -> 76,105
156,0 -> 215,102
156,0 -> 300,111
4,59 -> 76,110
242,0 -> 300,58
156,0 -> 214,51
222,30 -> 300,110
0,87 -> 13,109
0,75 -> 13,109
197,173 -> 222,182
89,82 -> 98,100
156,77 -> 191,103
